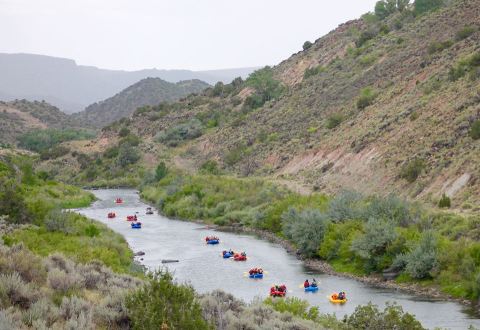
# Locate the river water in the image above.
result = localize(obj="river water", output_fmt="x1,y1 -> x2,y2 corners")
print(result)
77,189 -> 480,329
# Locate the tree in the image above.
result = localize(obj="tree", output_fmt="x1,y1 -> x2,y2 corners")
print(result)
302,41 -> 313,50
126,271 -> 211,330
282,208 -> 330,257
346,303 -> 425,329
470,120 -> 480,140
375,0 -> 409,20
351,218 -> 397,265
116,145 -> 140,168
404,231 -> 438,279
438,193 -> 451,208
414,0 -> 443,15
155,161 -> 168,181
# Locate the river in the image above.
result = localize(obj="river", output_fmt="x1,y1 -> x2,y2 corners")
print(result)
77,189 -> 480,329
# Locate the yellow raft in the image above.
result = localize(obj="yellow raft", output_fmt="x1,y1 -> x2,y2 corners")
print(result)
329,294 -> 347,304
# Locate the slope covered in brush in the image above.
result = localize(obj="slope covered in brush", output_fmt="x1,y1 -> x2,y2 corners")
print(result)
71,78 -> 210,128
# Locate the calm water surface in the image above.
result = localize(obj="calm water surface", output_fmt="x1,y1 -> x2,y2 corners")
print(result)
77,189 -> 480,330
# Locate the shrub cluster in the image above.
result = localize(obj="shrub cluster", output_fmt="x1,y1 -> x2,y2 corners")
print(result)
156,119 -> 203,147
356,87 -> 377,110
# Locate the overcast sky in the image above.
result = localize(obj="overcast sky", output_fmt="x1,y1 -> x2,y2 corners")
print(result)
1,0 -> 378,71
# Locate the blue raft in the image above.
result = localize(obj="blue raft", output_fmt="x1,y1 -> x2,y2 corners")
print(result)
304,286 -> 319,292
249,273 -> 264,279
223,252 -> 233,258
207,239 -> 220,245
131,222 -> 142,229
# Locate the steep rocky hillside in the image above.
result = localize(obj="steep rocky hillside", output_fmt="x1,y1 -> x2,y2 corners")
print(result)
46,0 -> 480,207
0,100 -> 72,144
71,78 -> 210,128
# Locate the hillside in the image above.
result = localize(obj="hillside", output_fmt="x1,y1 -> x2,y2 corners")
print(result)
71,78 -> 210,128
0,53 -> 256,113
43,0 -> 480,209
0,100 -> 71,144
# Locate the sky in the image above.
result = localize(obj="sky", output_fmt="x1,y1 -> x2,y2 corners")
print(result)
0,0 -> 379,71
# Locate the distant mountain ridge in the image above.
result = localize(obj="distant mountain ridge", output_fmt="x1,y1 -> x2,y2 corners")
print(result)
0,53 -> 257,113
71,78 -> 210,128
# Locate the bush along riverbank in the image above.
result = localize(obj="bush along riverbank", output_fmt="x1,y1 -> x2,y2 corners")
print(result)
140,169 -> 480,306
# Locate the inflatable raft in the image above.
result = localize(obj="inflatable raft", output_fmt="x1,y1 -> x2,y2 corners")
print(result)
126,215 -> 137,221
233,254 -> 247,261
249,273 -> 263,279
131,222 -> 142,229
206,239 -> 219,245
115,198 -> 123,204
222,251 -> 233,258
329,294 -> 347,304
304,286 -> 319,292
107,212 -> 116,219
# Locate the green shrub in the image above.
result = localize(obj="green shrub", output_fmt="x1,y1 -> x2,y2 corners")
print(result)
326,113 -> 344,129
116,145 -> 140,168
199,160 -> 220,175
155,162 -> 168,181
156,119 -> 203,147
346,303 -> 425,329
126,271 -> 210,330
399,158 -> 425,183
356,87 -> 377,110
396,231 -> 438,279
414,0 -> 444,15
302,41 -> 313,50
427,40 -> 453,54
103,146 -> 119,159
84,224 -> 100,238
0,178 -> 32,224
449,52 -> 480,81
39,145 -> 70,160
303,65 -> 325,79
118,127 -> 130,137
455,26 -> 476,41
351,217 -> 397,271
224,145 -> 248,166
356,29 -> 378,48
264,297 -> 319,321
470,120 -> 480,140
374,0 -> 409,20
244,66 -> 285,109
438,193 -> 451,208
282,208 -> 330,257
118,134 -> 140,147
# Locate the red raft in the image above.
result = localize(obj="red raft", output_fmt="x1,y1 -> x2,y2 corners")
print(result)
233,253 -> 247,261
107,212 -> 116,219
270,285 -> 287,297
115,198 -> 123,204
126,215 -> 138,221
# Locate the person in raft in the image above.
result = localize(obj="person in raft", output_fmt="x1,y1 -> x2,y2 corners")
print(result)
241,251 -> 246,257
304,279 -> 310,288
311,279 -> 317,287
338,291 -> 346,300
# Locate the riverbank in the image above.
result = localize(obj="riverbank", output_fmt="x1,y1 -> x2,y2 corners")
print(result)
141,177 -> 473,307
213,224 -> 473,307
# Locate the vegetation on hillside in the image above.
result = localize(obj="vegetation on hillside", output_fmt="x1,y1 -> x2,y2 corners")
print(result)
18,128 -> 95,157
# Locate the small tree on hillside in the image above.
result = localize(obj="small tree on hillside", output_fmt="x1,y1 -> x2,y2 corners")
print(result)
303,41 -> 313,50
414,0 -> 444,15
155,161 -> 168,181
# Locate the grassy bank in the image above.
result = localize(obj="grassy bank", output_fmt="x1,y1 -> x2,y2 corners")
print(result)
0,154 -> 135,274
141,170 -> 480,303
